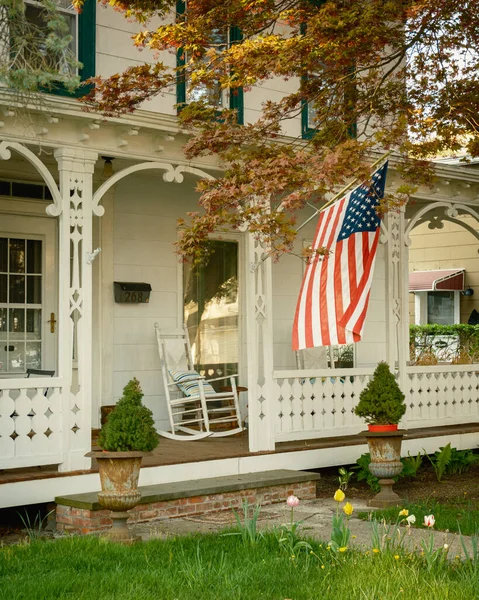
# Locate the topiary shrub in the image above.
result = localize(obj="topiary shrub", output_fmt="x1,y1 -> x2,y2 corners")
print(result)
354,362 -> 406,425
98,378 -> 159,452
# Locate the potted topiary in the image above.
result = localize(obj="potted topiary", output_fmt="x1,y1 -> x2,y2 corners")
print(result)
354,361 -> 406,431
354,362 -> 407,508
87,378 -> 159,541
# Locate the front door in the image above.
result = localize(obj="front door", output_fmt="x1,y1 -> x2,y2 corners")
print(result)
0,214 -> 57,376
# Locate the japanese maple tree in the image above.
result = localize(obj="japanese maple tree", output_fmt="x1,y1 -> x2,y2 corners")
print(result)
75,0 -> 479,261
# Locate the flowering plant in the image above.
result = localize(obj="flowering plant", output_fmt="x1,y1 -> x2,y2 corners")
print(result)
276,496 -> 313,560
330,490 -> 353,552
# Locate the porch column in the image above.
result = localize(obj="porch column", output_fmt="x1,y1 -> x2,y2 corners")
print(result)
245,235 -> 275,452
385,208 -> 409,393
55,148 -> 98,472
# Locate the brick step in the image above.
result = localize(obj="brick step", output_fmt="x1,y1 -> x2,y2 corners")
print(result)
55,469 -> 320,534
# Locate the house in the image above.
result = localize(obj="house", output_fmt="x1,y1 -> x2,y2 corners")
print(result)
1,0 -> 479,511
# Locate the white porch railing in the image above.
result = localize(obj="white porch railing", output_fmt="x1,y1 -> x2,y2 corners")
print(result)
272,365 -> 479,443
272,368 -> 374,442
404,365 -> 479,428
0,377 -> 64,469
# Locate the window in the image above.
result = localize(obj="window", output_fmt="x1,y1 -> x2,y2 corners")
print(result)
183,240 -> 239,385
0,237 -> 43,374
414,291 -> 460,325
301,74 -> 357,140
176,1 -> 243,124
23,0 -> 96,97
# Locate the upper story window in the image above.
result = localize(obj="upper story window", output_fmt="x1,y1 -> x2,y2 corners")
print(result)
8,0 -> 95,97
176,1 -> 243,124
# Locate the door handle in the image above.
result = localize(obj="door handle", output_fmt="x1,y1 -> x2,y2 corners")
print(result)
48,313 -> 57,334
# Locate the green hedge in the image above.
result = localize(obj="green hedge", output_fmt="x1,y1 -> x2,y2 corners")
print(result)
409,324 -> 479,364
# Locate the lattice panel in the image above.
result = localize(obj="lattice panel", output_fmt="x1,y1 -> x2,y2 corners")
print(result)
0,385 -> 63,468
273,372 -> 373,440
405,370 -> 479,426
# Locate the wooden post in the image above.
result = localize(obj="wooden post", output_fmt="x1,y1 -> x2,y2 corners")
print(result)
245,234 -> 275,452
55,148 -> 98,472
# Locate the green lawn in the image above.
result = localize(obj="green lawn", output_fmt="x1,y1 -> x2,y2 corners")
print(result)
1,533 -> 478,600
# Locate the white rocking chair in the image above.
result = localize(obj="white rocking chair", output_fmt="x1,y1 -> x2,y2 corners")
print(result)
154,323 -> 243,440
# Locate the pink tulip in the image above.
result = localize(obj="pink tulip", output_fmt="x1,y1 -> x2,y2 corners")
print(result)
423,514 -> 435,528
287,495 -> 300,508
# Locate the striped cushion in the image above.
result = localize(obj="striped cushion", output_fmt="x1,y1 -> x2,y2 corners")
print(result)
169,370 -> 216,396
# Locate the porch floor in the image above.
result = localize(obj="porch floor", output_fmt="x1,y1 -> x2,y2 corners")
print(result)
1,423 -> 479,486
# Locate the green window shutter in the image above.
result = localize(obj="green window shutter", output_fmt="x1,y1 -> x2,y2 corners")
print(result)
229,26 -> 244,125
176,0 -> 186,110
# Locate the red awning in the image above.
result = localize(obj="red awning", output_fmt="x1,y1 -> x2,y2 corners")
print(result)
409,269 -> 465,292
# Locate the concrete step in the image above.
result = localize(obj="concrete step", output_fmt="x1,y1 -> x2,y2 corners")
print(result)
55,469 -> 320,534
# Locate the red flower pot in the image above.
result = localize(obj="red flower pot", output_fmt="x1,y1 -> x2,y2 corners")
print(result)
367,423 -> 398,432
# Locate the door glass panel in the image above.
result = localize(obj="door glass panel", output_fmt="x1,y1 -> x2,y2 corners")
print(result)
26,342 -> 42,370
184,240 -> 239,387
27,240 -> 42,274
9,239 -> 25,273
8,341 -> 25,372
0,238 -> 7,272
26,309 -> 41,339
0,274 -> 6,303
9,308 -> 25,334
10,275 -> 25,303
27,276 -> 42,304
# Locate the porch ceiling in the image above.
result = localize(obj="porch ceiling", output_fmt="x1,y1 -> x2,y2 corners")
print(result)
409,268 -> 465,292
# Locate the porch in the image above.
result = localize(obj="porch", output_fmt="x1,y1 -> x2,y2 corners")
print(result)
1,142 -> 479,510
1,400 -> 478,510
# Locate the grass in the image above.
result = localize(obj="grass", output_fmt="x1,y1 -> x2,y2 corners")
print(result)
1,532 -> 479,600
358,498 -> 479,535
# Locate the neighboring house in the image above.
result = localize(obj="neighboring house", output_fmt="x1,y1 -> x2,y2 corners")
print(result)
408,170 -> 479,327
1,1 -> 479,509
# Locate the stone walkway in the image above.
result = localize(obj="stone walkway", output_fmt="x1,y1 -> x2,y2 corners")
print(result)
132,497 -> 474,558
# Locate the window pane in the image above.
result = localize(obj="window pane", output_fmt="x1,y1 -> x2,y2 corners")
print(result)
184,241 -> 239,385
0,307 -> 6,338
26,342 -> 42,370
0,274 -> 6,303
9,308 -> 25,333
9,239 -> 25,273
0,237 -> 7,272
427,291 -> 454,325
9,275 -> 25,303
0,343 -> 6,372
8,342 -> 25,372
27,240 -> 42,274
26,309 -> 42,339
27,276 -> 42,304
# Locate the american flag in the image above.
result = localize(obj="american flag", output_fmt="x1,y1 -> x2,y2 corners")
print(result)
292,162 -> 388,350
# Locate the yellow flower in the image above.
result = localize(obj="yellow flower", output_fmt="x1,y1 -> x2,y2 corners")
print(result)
394,555 -> 400,560
399,509 -> 409,517
343,502 -> 353,516
334,489 -> 345,502
321,565 -> 325,569
373,548 -> 380,554
339,547 -> 348,552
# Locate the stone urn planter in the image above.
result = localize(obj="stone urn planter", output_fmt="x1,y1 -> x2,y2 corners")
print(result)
87,378 -> 159,542
363,429 -> 406,507
354,362 -> 407,507
87,450 -> 146,542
